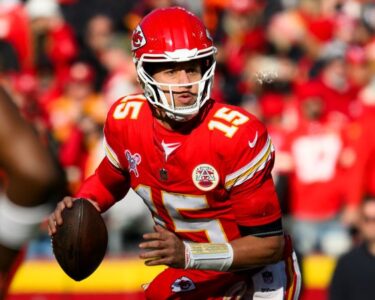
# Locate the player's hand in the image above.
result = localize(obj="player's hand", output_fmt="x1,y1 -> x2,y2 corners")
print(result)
139,225 -> 185,268
47,196 -> 75,236
47,197 -> 100,236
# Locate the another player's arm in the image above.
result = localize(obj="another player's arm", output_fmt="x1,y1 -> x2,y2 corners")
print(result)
0,86 -> 65,241
0,86 -> 65,297
0,87 -> 64,206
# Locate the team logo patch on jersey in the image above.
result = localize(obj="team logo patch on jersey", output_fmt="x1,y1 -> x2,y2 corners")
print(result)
131,25 -> 146,50
171,276 -> 196,293
125,150 -> 141,177
192,164 -> 219,191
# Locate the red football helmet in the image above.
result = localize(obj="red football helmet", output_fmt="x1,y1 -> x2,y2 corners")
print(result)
131,6 -> 216,121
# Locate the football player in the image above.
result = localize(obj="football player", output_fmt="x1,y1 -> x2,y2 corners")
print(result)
48,7 -> 301,299
0,86 -> 65,300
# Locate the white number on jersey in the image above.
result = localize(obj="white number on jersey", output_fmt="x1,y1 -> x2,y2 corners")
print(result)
292,134 -> 342,183
135,185 -> 228,242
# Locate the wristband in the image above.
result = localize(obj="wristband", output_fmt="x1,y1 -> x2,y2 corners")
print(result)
0,195 -> 51,249
184,242 -> 234,271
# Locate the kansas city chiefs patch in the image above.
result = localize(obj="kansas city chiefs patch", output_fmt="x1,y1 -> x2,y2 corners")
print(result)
192,164 -> 219,191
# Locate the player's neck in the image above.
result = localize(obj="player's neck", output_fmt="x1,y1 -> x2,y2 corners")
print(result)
152,108 -> 200,133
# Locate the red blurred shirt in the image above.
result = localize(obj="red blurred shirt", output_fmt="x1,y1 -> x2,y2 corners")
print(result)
283,117 -> 350,220
0,4 -> 33,71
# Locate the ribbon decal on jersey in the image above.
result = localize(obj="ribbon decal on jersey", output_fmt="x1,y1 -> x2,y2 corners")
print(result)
125,149 -> 141,177
192,164 -> 219,191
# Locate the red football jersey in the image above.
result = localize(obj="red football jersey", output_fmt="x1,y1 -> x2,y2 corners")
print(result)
80,94 -> 281,243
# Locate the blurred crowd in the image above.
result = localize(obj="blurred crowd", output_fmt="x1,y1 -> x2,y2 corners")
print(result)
1,0 -> 375,267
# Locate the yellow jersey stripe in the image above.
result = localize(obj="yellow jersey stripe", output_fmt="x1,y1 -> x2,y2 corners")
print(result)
225,136 -> 272,183
103,138 -> 121,169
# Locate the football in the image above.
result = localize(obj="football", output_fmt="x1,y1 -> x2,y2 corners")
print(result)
52,198 -> 108,281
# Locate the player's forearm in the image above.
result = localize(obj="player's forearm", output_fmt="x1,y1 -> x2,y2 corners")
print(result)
183,234 -> 284,272
229,234 -> 284,270
6,162 -> 65,207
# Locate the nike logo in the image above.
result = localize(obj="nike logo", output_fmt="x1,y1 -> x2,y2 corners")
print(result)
248,131 -> 258,148
161,140 -> 181,160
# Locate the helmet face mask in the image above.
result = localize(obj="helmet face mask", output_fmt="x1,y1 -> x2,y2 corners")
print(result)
138,57 -> 216,121
131,7 -> 217,121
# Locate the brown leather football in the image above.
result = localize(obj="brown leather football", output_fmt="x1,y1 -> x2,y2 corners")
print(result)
52,198 -> 108,281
